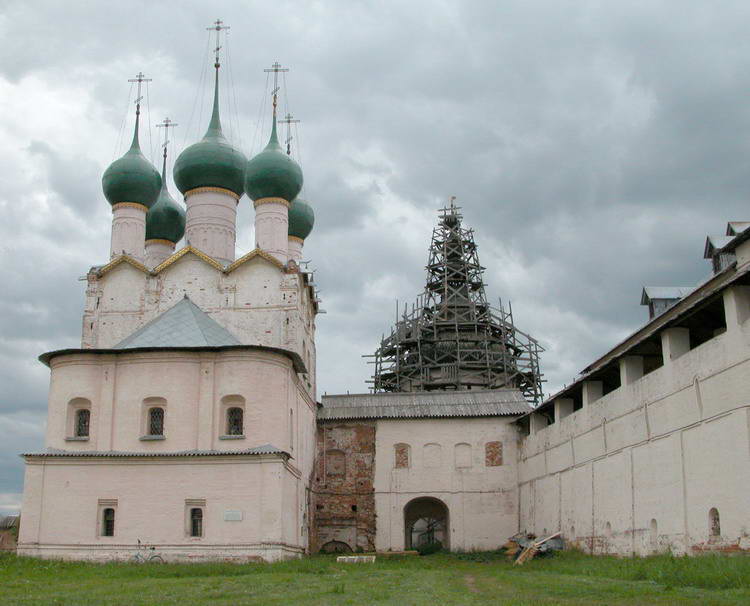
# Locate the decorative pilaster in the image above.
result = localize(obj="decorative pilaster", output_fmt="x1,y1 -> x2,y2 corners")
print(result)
288,235 -> 304,262
145,239 -> 176,269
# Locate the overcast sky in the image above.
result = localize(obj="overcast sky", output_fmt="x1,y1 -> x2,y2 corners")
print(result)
1,0 -> 748,513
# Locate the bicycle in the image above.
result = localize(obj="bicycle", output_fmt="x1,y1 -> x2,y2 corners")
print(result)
130,539 -> 165,563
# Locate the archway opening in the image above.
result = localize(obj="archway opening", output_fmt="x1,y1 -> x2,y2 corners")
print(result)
404,497 -> 449,551
320,540 -> 352,554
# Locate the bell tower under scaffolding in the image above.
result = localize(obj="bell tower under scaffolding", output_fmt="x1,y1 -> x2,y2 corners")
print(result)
367,200 -> 544,404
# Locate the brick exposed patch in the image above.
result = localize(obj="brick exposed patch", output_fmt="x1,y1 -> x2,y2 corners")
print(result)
485,441 -> 503,466
310,422 -> 376,553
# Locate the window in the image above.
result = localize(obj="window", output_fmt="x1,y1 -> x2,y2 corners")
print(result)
423,443 -> 442,468
102,508 -> 115,536
190,508 -> 203,537
394,443 -> 410,469
148,407 -> 164,436
227,407 -> 243,436
485,441 -> 503,466
709,508 -> 720,537
454,443 -> 472,469
75,409 -> 90,438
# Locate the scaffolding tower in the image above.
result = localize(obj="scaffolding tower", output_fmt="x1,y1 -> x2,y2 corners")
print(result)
367,201 -> 544,404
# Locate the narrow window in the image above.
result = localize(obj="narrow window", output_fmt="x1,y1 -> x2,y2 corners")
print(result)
148,407 -> 164,436
326,449 -> 346,478
75,409 -> 91,437
709,508 -> 720,537
190,508 -> 203,537
485,441 -> 503,466
102,508 -> 115,536
394,443 -> 410,469
289,409 -> 294,451
226,407 -> 243,436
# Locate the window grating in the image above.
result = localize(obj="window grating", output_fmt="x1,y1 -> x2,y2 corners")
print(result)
75,409 -> 90,437
226,407 -> 243,435
102,508 -> 115,536
190,508 -> 203,537
149,407 -> 164,436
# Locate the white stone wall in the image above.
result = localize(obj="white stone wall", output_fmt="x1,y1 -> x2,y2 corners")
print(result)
519,285 -> 750,555
17,456 -> 302,562
373,417 -> 521,552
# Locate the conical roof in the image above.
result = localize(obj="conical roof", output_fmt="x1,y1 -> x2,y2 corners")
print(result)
173,69 -> 246,197
102,111 -> 161,208
288,197 -> 314,240
244,113 -> 303,202
146,154 -> 186,243
114,296 -> 240,349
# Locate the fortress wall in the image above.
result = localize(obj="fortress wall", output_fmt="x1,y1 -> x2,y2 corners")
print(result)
519,286 -> 750,555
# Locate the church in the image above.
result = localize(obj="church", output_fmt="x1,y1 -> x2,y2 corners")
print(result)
16,30 -> 750,561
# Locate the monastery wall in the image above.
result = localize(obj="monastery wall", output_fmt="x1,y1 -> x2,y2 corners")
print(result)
519,285 -> 750,555
374,417 -> 520,552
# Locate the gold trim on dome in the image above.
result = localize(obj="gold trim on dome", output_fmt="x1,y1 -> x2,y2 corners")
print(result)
184,186 -> 240,201
112,202 -> 149,213
253,197 -> 290,208
153,245 -> 224,273
226,248 -> 284,272
97,254 -> 149,277
288,235 -> 304,244
145,238 -> 176,247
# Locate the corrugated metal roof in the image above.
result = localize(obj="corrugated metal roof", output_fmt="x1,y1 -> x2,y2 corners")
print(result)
0,515 -> 19,529
115,297 -> 240,349
318,389 -> 530,420
21,444 -> 287,458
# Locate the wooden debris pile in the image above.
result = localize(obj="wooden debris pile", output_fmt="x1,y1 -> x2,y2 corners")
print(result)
503,532 -> 564,565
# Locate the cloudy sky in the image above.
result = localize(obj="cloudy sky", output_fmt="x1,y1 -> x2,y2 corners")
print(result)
1,0 -> 748,513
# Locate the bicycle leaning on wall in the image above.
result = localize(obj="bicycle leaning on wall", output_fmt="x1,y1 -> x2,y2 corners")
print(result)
130,539 -> 165,563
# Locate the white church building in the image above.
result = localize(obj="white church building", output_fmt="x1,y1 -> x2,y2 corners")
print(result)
16,41 -> 750,561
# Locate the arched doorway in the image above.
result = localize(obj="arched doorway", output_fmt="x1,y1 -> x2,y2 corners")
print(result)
404,497 -> 449,550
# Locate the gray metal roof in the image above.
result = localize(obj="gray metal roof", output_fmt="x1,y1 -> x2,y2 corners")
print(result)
114,297 -> 240,349
318,389 -> 531,421
704,235 -> 734,258
726,221 -> 750,236
640,286 -> 694,305
22,444 -> 287,458
0,515 -> 19,529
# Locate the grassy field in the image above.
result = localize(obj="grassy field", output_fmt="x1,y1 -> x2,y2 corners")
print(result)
1,550 -> 749,605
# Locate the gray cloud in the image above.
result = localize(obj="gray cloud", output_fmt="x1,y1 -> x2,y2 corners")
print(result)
0,0 -> 747,505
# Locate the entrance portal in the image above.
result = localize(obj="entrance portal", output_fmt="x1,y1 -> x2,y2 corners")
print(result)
404,497 -> 449,550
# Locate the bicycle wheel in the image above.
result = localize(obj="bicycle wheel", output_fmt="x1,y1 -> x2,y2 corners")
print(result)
148,555 -> 165,563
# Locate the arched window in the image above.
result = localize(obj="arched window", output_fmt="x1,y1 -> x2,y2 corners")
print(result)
709,508 -> 720,537
423,443 -> 442,468
650,519 -> 658,550
102,508 -> 115,536
227,408 -> 243,436
394,443 -> 410,469
454,443 -> 472,468
148,407 -> 164,436
190,508 -> 203,537
75,409 -> 90,438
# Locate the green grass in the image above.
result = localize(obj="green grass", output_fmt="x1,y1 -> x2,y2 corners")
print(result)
1,550 -> 749,605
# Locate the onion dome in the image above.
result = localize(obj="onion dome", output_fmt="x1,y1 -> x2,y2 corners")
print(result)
173,69 -> 246,197
288,197 -> 314,240
102,111 -> 161,208
244,114 -> 303,202
146,155 -> 186,244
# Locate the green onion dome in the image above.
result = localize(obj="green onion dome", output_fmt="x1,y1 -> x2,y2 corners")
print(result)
244,115 -> 303,203
102,113 -> 161,208
146,158 -> 186,244
288,197 -> 314,240
173,70 -> 246,197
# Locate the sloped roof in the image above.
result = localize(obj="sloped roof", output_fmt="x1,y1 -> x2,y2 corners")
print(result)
704,235 -> 734,258
318,389 -> 530,421
114,297 -> 240,349
726,221 -> 750,236
22,444 -> 287,458
640,286 -> 694,305
0,515 -> 19,529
